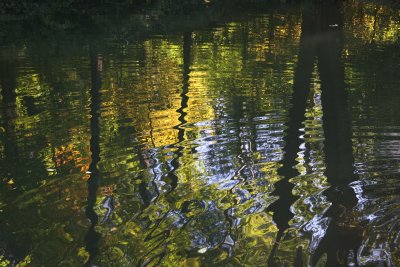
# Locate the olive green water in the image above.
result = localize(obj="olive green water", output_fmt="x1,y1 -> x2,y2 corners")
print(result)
1,1 -> 400,266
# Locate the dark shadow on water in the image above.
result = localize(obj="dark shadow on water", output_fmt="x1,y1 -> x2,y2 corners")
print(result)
267,2 -> 362,266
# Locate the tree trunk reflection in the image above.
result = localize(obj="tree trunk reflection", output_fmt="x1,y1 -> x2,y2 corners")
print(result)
166,31 -> 192,194
267,2 -> 361,266
84,49 -> 102,266
0,50 -> 18,184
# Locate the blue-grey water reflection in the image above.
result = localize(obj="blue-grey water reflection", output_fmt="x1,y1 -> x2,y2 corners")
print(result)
1,1 -> 400,266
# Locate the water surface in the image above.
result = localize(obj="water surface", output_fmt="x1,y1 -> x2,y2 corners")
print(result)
1,1 -> 400,266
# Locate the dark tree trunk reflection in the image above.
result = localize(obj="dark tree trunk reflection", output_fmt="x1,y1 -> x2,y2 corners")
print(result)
0,52 -> 18,183
167,31 -> 192,194
0,50 -> 28,264
84,49 -> 102,266
267,6 -> 316,266
312,3 -> 361,266
267,2 -> 361,266
137,31 -> 193,265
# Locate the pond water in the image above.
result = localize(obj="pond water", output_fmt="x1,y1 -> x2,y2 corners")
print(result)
1,1 -> 400,266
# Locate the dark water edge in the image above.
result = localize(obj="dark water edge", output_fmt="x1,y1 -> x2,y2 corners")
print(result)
1,0 -> 400,266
